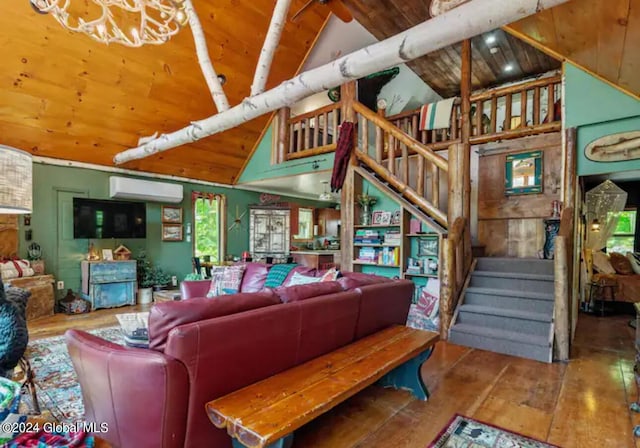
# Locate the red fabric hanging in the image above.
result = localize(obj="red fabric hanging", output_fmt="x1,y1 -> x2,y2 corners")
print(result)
330,121 -> 355,193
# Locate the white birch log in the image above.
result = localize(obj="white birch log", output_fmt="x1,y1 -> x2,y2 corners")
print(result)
114,0 -> 569,165
430,0 -> 472,16
251,0 -> 293,96
184,0 -> 230,112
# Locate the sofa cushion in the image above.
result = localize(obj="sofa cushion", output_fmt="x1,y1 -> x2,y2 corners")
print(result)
610,252 -> 634,275
283,266 -> 316,285
355,280 -> 414,339
274,281 -> 344,303
206,267 -> 226,298
338,272 -> 391,290
286,272 -> 322,286
219,265 -> 246,295
239,263 -> 271,293
180,279 -> 211,300
592,251 -> 616,274
148,291 -> 280,351
264,264 -> 298,288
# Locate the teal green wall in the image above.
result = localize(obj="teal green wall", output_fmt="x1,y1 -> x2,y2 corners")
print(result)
21,163 -> 319,295
564,63 -> 640,176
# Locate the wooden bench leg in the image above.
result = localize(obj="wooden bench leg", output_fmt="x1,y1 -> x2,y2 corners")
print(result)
377,347 -> 434,401
232,433 -> 294,448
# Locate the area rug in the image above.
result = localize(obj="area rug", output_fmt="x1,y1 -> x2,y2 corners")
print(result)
429,414 -> 559,448
23,327 -> 123,424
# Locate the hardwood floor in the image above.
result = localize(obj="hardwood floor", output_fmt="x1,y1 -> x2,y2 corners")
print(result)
28,308 -> 639,447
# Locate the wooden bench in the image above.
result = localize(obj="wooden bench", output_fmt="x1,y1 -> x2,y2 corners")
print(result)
206,325 -> 439,448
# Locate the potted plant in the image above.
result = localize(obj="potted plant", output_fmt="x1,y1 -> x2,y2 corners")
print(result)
136,251 -> 154,304
152,267 -> 172,291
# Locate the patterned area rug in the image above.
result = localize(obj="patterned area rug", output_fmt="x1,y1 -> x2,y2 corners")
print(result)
23,327 -> 123,424
429,415 -> 558,448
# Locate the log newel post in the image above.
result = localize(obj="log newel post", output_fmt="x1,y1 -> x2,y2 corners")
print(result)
460,39 -> 472,222
276,107 -> 291,163
340,81 -> 358,272
554,235 -> 569,361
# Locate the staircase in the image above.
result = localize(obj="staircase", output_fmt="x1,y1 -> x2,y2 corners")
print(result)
449,257 -> 555,363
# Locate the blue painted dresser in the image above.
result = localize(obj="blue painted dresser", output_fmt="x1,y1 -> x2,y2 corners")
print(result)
81,261 -> 137,310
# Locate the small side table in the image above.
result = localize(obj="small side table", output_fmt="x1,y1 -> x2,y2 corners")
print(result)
153,289 -> 181,303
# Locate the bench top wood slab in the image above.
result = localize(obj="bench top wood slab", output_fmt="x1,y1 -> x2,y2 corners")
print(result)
206,325 -> 439,448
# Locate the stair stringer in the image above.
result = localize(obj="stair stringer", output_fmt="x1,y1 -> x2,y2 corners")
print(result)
448,258 -> 478,335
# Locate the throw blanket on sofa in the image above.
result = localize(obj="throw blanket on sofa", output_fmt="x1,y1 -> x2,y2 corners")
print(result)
419,98 -> 456,131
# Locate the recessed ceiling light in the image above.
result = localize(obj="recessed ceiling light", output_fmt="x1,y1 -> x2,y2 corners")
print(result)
489,47 -> 499,54
504,64 -> 514,72
485,35 -> 496,44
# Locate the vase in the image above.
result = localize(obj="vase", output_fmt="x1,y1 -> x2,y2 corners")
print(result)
360,203 -> 372,225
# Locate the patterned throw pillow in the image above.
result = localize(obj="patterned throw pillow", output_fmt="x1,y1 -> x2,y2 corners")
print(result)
206,267 -> 226,298
219,265 -> 246,295
264,264 -> 298,289
609,252 -> 633,275
592,251 -> 615,274
627,252 -> 640,275
286,272 -> 322,286
320,268 -> 340,282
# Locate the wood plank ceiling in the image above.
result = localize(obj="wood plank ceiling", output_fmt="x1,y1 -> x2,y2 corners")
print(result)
342,0 -> 561,98
506,0 -> 640,100
0,0 -> 332,184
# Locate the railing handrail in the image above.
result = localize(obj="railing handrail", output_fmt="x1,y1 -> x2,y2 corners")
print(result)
288,102 -> 341,124
353,101 -> 449,172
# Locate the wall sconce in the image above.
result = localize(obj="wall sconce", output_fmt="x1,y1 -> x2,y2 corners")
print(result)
590,218 -> 601,232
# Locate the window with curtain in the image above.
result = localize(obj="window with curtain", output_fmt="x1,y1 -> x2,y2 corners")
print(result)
606,209 -> 637,254
193,192 -> 225,261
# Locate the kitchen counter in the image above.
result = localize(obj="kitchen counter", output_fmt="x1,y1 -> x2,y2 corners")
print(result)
291,251 -> 340,269
292,250 -> 340,255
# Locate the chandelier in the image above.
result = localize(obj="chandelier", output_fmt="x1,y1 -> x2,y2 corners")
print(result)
29,0 -> 189,47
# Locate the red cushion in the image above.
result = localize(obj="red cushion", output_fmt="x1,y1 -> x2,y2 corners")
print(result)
148,291 -> 280,351
274,281 -> 344,303
238,262 -> 271,293
338,272 -> 391,290
354,281 -> 414,339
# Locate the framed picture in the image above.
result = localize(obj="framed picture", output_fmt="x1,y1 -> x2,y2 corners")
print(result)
162,224 -> 183,241
371,211 -> 384,225
417,236 -> 439,257
162,206 -> 183,223
102,249 -> 114,261
390,210 -> 401,225
379,211 -> 392,225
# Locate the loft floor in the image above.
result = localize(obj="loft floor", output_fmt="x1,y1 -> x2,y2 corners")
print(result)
29,308 -> 638,447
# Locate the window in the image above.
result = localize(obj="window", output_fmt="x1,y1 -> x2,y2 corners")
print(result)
606,209 -> 637,254
193,193 -> 225,261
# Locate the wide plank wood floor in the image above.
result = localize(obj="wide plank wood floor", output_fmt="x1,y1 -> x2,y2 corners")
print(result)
28,308 -> 639,447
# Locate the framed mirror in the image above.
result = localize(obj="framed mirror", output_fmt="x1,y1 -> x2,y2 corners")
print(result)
505,150 -> 543,195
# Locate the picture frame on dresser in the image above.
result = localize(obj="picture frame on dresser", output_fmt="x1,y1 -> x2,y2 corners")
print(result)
102,249 -> 113,261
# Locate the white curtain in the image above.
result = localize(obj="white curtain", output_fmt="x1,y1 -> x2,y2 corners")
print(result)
585,180 -> 628,251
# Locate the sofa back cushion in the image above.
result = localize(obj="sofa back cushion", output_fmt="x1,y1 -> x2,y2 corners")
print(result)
355,280 -> 414,339
148,291 -> 280,351
164,303 -> 302,448
179,279 -> 211,300
274,281 -> 344,303
338,271 -> 391,290
239,262 -> 271,293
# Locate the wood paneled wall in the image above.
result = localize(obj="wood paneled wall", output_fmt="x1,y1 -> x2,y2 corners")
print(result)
477,133 -> 561,257
0,215 -> 19,258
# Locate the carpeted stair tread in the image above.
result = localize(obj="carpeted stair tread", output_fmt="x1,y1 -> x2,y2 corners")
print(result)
465,286 -> 554,301
472,271 -> 554,281
450,323 -> 550,347
459,304 -> 552,322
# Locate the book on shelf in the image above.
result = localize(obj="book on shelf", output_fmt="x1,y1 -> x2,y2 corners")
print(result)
383,230 -> 401,246
377,247 -> 400,266
355,229 -> 380,237
354,238 -> 382,244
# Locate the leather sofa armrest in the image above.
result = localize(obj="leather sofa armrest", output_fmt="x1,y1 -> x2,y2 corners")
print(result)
65,330 -> 190,448
180,279 -> 211,299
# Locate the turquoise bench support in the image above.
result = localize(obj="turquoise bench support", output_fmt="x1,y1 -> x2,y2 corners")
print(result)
377,347 -> 434,401
232,433 -> 294,448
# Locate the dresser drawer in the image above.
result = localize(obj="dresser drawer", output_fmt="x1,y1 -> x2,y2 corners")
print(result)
89,261 -> 136,283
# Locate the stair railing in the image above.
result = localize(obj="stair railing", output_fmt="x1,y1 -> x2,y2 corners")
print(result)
440,217 -> 472,339
284,102 -> 342,160
352,101 -> 448,228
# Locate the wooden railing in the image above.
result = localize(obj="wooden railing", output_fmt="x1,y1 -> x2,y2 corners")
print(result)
554,207 -> 574,361
280,102 -> 342,161
440,217 -> 472,339
352,101 -> 448,227
386,74 -> 562,149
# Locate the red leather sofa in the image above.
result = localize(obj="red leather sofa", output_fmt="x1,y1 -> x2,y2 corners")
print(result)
65,264 -> 413,448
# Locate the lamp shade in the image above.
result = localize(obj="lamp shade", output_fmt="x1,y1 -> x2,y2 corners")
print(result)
0,146 -> 32,214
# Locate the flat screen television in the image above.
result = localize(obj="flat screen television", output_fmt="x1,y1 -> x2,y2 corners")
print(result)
73,198 -> 146,239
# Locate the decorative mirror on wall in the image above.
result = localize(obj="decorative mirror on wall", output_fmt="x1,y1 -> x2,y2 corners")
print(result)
505,150 -> 543,195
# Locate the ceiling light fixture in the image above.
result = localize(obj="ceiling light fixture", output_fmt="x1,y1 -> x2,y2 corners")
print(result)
319,181 -> 335,202
485,34 -> 496,44
29,0 -> 189,47
504,64 -> 514,72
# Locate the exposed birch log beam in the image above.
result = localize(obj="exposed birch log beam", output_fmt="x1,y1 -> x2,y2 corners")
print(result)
184,0 -> 230,112
251,0 -> 293,96
113,0 -> 569,165
430,0 -> 472,16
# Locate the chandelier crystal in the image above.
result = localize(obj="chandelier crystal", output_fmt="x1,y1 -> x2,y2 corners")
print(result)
29,0 -> 189,47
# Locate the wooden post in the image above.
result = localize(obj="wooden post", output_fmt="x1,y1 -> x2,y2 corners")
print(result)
533,87 -> 541,125
277,107 -> 290,163
340,81 -> 358,271
376,105 -> 385,163
460,39 -> 472,222
554,236 -> 569,361
440,237 -> 454,340
448,143 -> 464,224
563,128 -> 577,341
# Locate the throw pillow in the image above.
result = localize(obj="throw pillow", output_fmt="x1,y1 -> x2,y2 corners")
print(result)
264,264 -> 298,288
206,267 -> 226,298
320,267 -> 340,282
286,272 -> 322,286
609,252 -> 633,275
219,265 -> 246,295
116,312 -> 150,348
592,251 -> 616,274
627,252 -> 640,275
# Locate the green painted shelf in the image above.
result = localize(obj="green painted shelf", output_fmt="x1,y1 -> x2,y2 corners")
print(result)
352,260 -> 399,268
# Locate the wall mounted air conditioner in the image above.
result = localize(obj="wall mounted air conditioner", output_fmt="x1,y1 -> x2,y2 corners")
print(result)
109,176 -> 183,203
